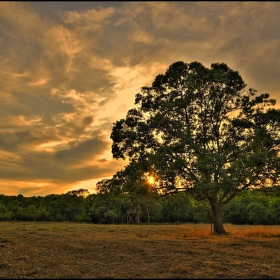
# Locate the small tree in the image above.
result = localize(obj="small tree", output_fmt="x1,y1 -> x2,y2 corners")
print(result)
96,162 -> 160,223
111,61 -> 280,235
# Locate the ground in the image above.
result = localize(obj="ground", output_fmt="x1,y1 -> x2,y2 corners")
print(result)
0,222 -> 279,279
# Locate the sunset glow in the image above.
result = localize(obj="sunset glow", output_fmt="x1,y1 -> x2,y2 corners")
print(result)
147,176 -> 155,185
0,2 -> 280,196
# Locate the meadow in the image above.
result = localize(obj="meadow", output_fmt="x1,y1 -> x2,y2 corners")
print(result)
0,222 -> 280,279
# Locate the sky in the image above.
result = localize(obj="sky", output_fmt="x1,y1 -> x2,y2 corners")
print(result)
1,1 -> 280,197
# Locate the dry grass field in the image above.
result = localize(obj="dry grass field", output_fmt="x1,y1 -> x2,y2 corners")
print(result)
0,221 -> 280,279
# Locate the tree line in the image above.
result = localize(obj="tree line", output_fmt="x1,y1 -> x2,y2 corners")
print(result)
0,187 -> 279,225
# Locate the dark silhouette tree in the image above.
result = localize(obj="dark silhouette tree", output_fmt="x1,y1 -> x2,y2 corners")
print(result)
110,61 -> 280,234
67,188 -> 89,197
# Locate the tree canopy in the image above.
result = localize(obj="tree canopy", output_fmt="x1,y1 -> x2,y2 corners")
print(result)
110,61 -> 280,234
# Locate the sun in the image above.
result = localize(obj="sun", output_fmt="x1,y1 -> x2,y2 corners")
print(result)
147,175 -> 155,185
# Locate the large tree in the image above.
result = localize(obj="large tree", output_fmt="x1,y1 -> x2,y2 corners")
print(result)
110,61 -> 280,234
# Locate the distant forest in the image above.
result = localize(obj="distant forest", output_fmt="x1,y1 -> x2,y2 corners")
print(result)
0,187 -> 279,225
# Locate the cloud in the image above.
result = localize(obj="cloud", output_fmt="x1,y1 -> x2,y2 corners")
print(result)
0,2 -> 279,196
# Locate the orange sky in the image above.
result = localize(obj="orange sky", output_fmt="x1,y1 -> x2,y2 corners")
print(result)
0,1 -> 280,196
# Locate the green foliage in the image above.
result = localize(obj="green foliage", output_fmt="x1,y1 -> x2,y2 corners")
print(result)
269,199 -> 280,224
0,203 -> 7,213
223,200 -> 249,224
161,193 -> 193,223
104,211 -> 118,224
247,202 -> 269,225
192,200 -> 211,223
35,206 -> 52,221
0,202 -> 12,221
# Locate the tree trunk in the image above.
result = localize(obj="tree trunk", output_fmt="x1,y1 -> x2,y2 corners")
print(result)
136,203 -> 140,223
145,204 -> 150,223
208,198 -> 227,235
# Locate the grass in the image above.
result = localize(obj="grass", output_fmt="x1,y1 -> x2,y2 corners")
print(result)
0,222 -> 280,279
